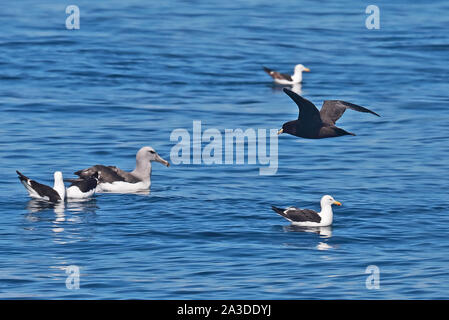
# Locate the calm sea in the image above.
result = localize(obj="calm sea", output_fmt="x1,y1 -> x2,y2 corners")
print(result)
0,0 -> 449,299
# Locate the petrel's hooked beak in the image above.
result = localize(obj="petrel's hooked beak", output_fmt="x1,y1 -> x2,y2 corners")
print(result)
304,67 -> 310,72
155,154 -> 170,167
277,128 -> 284,135
333,201 -> 342,206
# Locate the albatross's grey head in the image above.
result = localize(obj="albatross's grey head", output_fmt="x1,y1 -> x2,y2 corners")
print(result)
320,195 -> 342,208
136,146 -> 170,167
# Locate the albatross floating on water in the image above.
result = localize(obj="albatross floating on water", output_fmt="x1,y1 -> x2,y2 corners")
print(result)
272,195 -> 341,227
278,88 -> 380,139
74,146 -> 170,193
263,64 -> 310,85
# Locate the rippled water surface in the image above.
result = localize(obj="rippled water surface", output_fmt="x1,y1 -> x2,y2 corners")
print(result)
1,0 -> 449,299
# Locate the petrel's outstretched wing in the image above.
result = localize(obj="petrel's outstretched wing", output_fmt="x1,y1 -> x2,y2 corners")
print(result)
320,100 -> 380,125
283,88 -> 322,125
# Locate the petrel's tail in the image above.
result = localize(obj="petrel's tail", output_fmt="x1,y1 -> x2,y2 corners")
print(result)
334,127 -> 356,137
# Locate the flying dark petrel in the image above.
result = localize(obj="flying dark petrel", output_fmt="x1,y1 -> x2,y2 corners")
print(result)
263,64 -> 310,84
278,88 -> 380,139
272,195 -> 342,227
74,146 -> 170,193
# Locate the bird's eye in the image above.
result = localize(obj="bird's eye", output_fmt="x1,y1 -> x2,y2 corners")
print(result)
149,150 -> 155,154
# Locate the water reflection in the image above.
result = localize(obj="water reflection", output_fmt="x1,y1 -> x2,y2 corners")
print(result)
100,190 -> 150,196
26,199 -> 64,215
283,225 -> 332,238
66,198 -> 99,213
269,83 -> 302,95
290,83 -> 302,95
26,198 -> 98,215
283,225 -> 335,250
26,199 -> 96,229
25,198 -> 98,246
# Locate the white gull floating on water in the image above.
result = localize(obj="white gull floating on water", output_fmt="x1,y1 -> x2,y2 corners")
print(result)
74,146 -> 170,193
263,64 -> 310,85
272,195 -> 341,227
17,170 -> 66,202
16,170 -> 99,202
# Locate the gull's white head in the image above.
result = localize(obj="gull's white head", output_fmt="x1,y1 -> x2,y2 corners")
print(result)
320,195 -> 342,208
294,64 -> 310,74
136,146 -> 170,167
291,64 -> 310,83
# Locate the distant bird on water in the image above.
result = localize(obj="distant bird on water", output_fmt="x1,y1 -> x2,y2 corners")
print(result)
263,64 -> 310,85
278,88 -> 380,139
74,146 -> 170,193
272,195 -> 342,227
17,170 -> 66,203
17,170 -> 99,202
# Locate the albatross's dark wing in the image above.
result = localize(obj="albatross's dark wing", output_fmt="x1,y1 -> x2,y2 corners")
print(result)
74,165 -> 140,184
108,166 -> 141,183
283,88 -> 322,124
320,100 -> 380,125
75,165 -> 125,183
263,67 -> 292,81
272,206 -> 321,223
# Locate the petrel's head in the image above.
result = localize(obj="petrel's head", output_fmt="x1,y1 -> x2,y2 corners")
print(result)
277,120 -> 297,136
136,146 -> 170,167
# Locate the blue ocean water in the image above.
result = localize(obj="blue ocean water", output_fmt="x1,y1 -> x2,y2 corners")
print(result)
0,0 -> 449,299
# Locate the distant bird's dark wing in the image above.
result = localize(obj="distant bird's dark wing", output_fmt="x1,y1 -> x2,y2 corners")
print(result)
107,166 -> 141,183
283,88 -> 322,124
75,165 -> 126,183
263,66 -> 292,81
74,165 -> 140,183
272,206 -> 321,223
320,100 -> 380,125
16,170 -> 61,202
